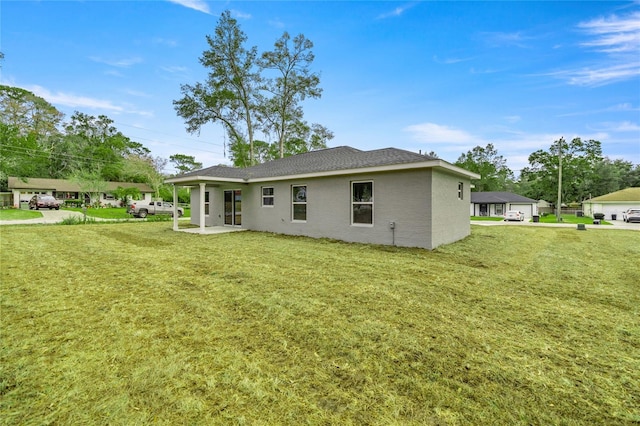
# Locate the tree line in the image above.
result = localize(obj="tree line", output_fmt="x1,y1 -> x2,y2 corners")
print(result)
0,85 -> 201,201
454,140 -> 640,203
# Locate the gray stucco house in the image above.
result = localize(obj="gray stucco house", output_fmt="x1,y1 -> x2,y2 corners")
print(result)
166,146 -> 479,249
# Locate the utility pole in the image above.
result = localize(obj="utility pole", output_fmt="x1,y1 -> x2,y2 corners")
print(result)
556,137 -> 564,222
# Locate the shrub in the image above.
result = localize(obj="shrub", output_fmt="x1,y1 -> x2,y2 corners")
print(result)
63,199 -> 83,208
60,216 -> 96,225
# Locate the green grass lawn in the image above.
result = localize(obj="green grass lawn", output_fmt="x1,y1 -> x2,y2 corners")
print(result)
1,223 -> 638,424
538,213 -> 610,225
470,216 -> 503,221
0,209 -> 42,220
65,207 -> 132,219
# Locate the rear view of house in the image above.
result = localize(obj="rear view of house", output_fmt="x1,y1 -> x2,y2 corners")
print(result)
166,146 -> 479,249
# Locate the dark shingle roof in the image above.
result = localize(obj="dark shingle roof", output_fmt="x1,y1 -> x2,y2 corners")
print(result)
470,192 -> 537,204
178,146 -> 438,180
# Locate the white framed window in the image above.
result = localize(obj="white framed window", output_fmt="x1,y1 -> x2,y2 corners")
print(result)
262,187 -> 274,207
204,191 -> 210,215
458,182 -> 464,200
292,185 -> 307,222
352,181 -> 373,225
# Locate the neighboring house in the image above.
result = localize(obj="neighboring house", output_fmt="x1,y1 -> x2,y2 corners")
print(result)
537,199 -> 553,215
470,192 -> 538,219
7,177 -> 154,207
166,146 -> 480,250
582,187 -> 640,220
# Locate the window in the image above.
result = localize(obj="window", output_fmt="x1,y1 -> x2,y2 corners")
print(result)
352,181 -> 373,225
292,185 -> 307,221
495,204 -> 503,215
204,191 -> 210,215
262,187 -> 274,207
458,182 -> 464,200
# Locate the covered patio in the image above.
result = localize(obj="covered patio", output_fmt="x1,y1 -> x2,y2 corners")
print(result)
168,176 -> 247,234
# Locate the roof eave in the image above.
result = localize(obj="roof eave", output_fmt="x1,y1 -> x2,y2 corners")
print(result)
165,175 -> 247,185
167,161 -> 480,184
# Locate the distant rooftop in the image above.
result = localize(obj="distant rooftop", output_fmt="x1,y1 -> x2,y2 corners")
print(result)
586,187 -> 640,202
470,191 -> 537,204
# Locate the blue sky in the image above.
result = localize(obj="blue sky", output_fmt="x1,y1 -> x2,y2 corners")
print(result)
2,1 -> 639,174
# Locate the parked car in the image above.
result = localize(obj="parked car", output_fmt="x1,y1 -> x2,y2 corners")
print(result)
503,210 -> 525,221
622,209 -> 640,223
127,200 -> 184,218
29,194 -> 61,210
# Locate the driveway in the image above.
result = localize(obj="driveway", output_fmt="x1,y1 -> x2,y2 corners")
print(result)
0,209 -> 85,225
471,219 -> 639,231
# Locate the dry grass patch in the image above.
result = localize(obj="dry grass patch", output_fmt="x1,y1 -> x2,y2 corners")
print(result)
1,223 -> 638,425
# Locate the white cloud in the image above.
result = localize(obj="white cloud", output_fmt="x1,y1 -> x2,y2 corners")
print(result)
560,61 -> 640,87
402,122 -> 612,172
25,85 -> 153,118
578,11 -> 640,52
503,115 -> 521,123
268,19 -> 285,29
122,89 -> 151,98
104,70 -> 124,78
160,65 -> 188,74
231,10 -> 252,20
167,0 -> 211,14
89,56 -> 143,68
479,31 -> 533,48
404,122 -> 478,145
377,2 -> 417,19
153,38 -> 178,47
27,85 -> 124,112
433,55 -> 474,65
550,9 -> 640,86
591,121 -> 640,132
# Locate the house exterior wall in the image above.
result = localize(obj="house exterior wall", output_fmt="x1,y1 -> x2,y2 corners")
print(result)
431,171 -> 471,249
245,169 -> 435,248
188,169 -> 473,249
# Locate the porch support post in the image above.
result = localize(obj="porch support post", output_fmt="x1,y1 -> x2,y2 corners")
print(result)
172,184 -> 178,231
199,183 -> 206,232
